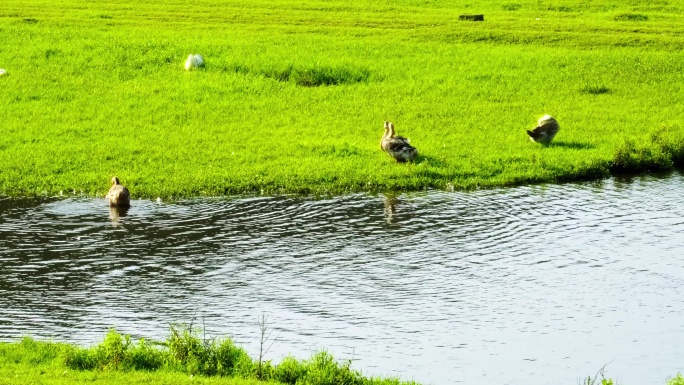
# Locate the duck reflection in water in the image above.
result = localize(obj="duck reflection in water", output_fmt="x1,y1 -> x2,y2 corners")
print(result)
109,206 -> 129,226
383,194 -> 400,225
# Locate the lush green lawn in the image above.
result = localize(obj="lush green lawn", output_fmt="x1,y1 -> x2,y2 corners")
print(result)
0,0 -> 683,197
0,365 -> 267,385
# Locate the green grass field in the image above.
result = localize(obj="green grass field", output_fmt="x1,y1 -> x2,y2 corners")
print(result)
1,0 -> 683,197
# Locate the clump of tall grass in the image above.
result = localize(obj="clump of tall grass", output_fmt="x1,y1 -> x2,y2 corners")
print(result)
63,329 -> 166,371
166,323 -> 254,377
611,126 -> 684,172
63,325 -> 252,376
0,336 -> 67,365
224,63 -> 371,86
668,374 -> 684,385
547,5 -> 574,12
580,84 -> 611,95
501,3 -> 521,11
292,66 -> 371,87
60,326 -> 415,385
614,13 -> 649,22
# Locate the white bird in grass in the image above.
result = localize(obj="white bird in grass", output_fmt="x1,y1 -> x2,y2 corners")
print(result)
0,69 -> 8,77
184,54 -> 204,70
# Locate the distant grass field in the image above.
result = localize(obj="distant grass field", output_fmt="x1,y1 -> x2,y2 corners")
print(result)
1,0 -> 683,197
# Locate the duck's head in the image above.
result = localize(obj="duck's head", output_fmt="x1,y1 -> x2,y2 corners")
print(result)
383,121 -> 390,136
388,122 -> 396,137
111,176 -> 121,186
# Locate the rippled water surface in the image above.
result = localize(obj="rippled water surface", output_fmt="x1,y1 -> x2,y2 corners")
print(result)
2,173 -> 684,384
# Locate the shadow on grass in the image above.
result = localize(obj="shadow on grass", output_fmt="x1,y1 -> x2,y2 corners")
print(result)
548,141 -> 595,150
415,154 -> 448,167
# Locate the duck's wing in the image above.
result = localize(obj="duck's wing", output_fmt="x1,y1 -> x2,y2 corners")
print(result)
528,125 -> 544,134
527,122 -> 559,143
529,123 -> 558,135
387,137 -> 418,162
387,137 -> 416,152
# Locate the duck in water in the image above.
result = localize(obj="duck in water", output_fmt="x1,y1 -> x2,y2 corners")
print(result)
106,176 -> 130,208
527,115 -> 560,144
381,121 -> 418,162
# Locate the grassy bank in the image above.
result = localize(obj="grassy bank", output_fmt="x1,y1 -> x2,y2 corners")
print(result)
1,328 -> 682,385
0,0 -> 683,197
0,327 -> 416,385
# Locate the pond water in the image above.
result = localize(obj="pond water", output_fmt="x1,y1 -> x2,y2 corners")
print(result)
1,172 -> 684,385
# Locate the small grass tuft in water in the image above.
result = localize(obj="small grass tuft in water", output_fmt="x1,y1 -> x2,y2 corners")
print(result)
580,364 -> 616,385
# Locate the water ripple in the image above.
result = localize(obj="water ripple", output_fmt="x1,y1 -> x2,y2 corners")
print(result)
1,172 -> 684,385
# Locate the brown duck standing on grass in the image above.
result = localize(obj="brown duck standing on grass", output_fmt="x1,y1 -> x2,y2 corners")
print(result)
527,114 -> 560,144
381,121 -> 418,162
106,177 -> 130,208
